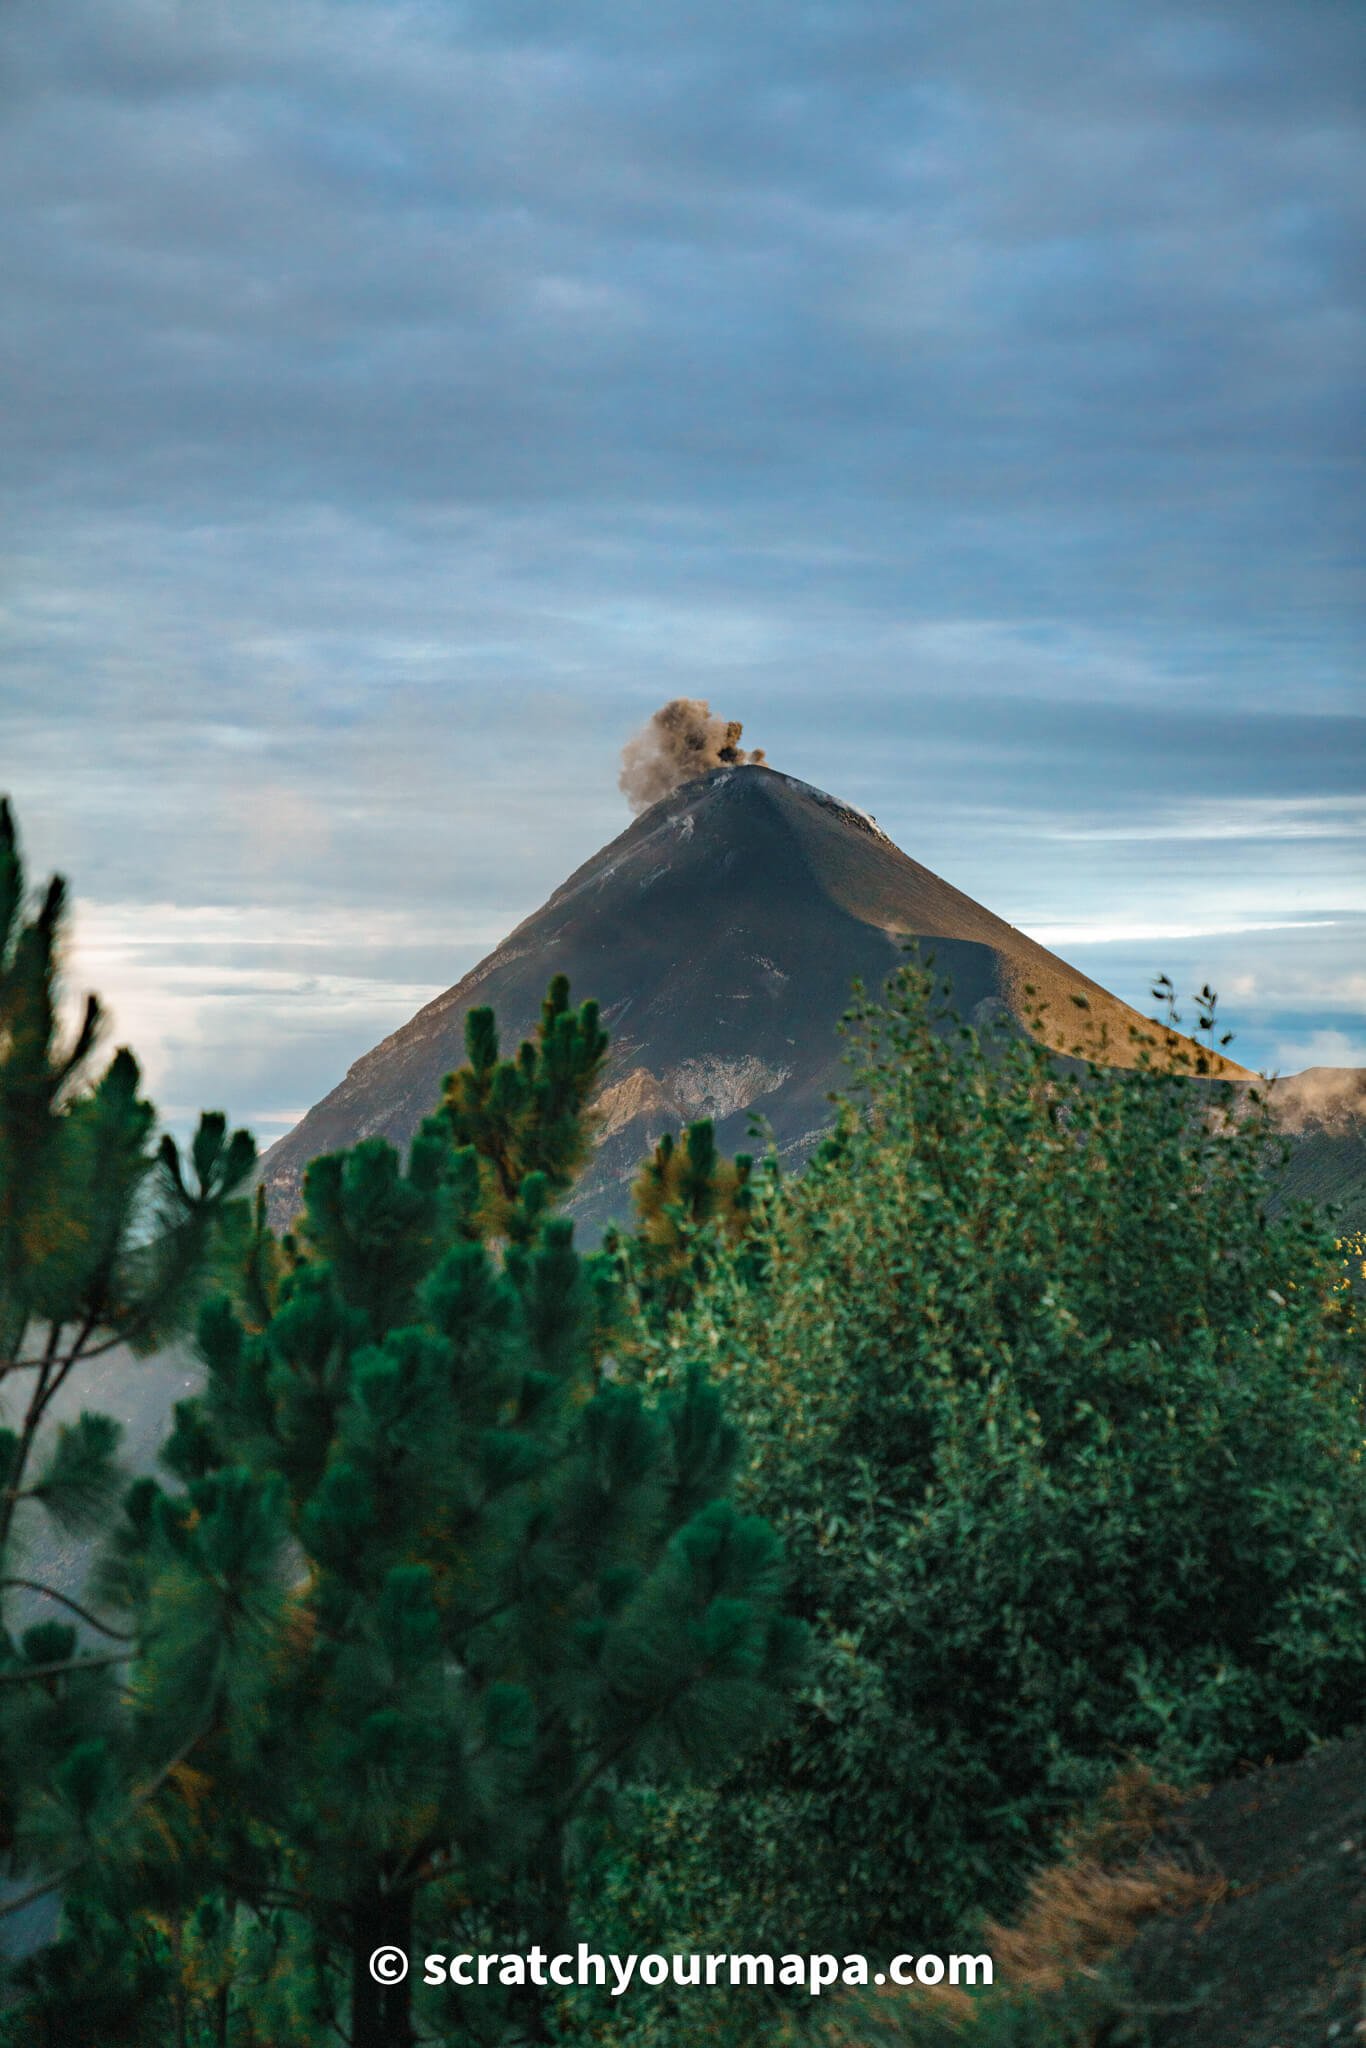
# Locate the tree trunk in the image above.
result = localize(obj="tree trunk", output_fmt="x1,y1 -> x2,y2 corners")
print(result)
516,1815 -> 571,2046
350,1886 -> 416,2048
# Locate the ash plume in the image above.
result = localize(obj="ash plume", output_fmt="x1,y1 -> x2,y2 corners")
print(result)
619,698 -> 767,814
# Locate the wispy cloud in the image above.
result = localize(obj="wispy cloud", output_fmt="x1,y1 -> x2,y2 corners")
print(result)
2,0 -> 1361,1131
1044,797 -> 1366,846
1025,918 -> 1339,948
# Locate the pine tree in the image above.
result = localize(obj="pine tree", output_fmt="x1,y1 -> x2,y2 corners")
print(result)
63,991 -> 802,2047
0,800 -> 256,1968
610,1119 -> 769,1329
428,974 -> 609,1238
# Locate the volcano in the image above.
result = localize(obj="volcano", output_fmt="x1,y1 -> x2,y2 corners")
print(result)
260,763 -> 1265,1233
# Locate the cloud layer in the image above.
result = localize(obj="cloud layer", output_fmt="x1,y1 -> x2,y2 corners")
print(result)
1,0 -> 1361,1136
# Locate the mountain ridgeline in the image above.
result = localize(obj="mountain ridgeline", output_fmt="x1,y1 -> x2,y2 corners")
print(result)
259,764 -> 1360,1233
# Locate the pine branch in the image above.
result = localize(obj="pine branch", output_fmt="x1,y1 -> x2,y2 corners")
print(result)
555,1653 -> 721,1825
0,1709 -> 219,1919
0,1320 -> 64,1551
0,1647 -> 132,1687
0,1579 -> 134,1641
0,1859 -> 79,1922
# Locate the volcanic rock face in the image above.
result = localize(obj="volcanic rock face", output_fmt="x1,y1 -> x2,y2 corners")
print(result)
262,764 -> 1247,1234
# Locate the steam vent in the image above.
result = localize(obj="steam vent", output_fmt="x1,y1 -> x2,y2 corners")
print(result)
261,764 -> 1255,1234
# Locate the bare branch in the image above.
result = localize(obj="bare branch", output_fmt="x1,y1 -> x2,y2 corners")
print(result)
0,1648 -> 132,1688
0,1579 -> 135,1642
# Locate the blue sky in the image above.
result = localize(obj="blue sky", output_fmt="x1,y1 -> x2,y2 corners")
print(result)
2,0 -> 1362,1147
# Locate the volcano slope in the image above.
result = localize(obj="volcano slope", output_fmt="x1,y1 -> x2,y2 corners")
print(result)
261,764 -> 1260,1235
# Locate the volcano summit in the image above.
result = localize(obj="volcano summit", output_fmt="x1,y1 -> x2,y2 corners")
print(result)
261,763 -> 1245,1233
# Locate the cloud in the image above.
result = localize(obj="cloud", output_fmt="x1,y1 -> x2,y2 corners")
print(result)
61,897 -> 486,1147
1272,1028 -> 1366,1073
0,0 -> 1361,1133
1024,919 -> 1339,949
1043,796 -> 1366,847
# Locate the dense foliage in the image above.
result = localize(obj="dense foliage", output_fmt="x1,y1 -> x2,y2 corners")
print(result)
598,962 -> 1366,2029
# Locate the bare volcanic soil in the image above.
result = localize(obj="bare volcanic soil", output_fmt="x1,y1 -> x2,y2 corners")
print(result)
1121,1735 -> 1366,2047
260,764 -> 1214,1232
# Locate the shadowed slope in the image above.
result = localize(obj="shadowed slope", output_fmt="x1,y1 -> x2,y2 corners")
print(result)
260,765 -> 1252,1231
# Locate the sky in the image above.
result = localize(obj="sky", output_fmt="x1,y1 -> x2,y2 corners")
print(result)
2,0 -> 1363,1152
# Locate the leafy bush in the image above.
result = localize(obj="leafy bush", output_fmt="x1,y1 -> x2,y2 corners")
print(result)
604,961 -> 1366,1983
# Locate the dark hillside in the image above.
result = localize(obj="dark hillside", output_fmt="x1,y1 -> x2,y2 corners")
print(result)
262,765 -> 1252,1231
1124,1735 -> 1366,2048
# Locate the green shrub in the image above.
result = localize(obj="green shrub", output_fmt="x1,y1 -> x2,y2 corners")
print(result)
603,961 -> 1366,1985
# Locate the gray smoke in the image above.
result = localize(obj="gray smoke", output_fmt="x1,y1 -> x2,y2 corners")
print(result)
619,698 -> 767,814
